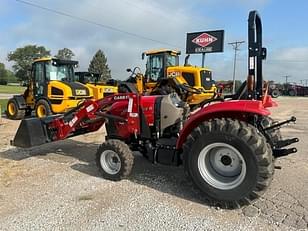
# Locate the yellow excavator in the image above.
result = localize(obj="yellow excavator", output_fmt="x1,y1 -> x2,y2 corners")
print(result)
124,49 -> 217,106
6,57 -> 93,119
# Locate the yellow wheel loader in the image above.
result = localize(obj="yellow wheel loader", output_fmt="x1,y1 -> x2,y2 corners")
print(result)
125,49 -> 217,107
74,72 -> 118,100
6,57 -> 93,119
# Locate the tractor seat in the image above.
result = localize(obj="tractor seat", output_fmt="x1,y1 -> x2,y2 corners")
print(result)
224,81 -> 248,100
118,82 -> 138,93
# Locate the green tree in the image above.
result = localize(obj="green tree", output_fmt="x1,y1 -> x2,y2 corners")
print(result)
0,63 -> 8,85
6,70 -> 18,83
7,45 -> 50,81
55,48 -> 75,60
88,49 -> 111,81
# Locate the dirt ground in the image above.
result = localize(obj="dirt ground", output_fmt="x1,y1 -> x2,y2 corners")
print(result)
0,97 -> 307,230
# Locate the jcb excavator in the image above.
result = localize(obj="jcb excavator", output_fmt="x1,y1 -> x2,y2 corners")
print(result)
125,49 -> 217,107
6,57 -> 93,119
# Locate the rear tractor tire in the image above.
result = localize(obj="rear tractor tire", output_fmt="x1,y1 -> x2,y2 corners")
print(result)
6,98 -> 25,120
183,118 -> 273,208
261,116 -> 282,145
35,99 -> 52,118
96,139 -> 134,181
271,89 -> 280,98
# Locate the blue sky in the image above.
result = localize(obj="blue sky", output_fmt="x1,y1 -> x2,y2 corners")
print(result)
1,0 -> 308,83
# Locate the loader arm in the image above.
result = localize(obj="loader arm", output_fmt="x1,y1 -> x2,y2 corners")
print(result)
13,93 -> 140,148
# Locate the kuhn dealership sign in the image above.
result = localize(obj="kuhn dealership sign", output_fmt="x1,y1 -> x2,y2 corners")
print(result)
186,30 -> 224,54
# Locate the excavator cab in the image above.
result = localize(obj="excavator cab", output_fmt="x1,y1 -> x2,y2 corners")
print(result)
143,49 -> 180,82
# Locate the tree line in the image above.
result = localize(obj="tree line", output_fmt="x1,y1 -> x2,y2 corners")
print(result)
0,45 -> 111,85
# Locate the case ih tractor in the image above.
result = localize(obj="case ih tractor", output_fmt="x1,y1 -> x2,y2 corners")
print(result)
12,11 -> 298,207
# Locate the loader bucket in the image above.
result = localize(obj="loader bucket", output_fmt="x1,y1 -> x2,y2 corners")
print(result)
13,118 -> 49,148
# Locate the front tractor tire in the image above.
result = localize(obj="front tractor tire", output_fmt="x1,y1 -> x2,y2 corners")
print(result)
35,99 -> 52,118
183,118 -> 273,208
96,139 -> 134,181
6,98 -> 25,120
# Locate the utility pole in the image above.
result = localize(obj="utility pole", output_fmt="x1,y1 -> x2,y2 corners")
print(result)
283,75 -> 291,85
301,79 -> 308,86
229,41 -> 245,94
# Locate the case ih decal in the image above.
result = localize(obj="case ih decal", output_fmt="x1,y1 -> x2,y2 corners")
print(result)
186,30 -> 224,54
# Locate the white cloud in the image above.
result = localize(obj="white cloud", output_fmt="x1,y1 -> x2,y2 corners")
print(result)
1,0 -> 306,84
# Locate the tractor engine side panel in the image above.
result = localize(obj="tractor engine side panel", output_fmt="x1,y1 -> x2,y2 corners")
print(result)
160,95 -> 184,133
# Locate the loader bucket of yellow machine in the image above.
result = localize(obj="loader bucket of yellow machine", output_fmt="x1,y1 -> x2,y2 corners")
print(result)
12,118 -> 49,148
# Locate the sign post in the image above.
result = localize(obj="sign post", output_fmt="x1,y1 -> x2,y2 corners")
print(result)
201,53 -> 205,67
186,30 -> 224,66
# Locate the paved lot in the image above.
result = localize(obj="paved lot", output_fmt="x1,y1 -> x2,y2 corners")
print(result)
0,97 -> 307,230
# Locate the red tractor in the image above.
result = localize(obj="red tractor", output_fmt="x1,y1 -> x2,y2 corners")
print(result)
12,11 -> 298,207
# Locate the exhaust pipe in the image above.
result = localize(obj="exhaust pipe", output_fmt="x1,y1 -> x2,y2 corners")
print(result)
184,55 -> 190,66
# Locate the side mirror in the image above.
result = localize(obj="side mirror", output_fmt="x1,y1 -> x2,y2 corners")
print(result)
126,68 -> 132,72
261,47 -> 267,60
141,53 -> 145,60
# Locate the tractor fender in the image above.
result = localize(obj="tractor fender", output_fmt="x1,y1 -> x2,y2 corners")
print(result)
176,100 -> 270,149
12,95 -> 27,109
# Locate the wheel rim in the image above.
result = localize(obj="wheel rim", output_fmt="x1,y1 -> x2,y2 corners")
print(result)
8,102 -> 16,115
37,105 -> 46,118
100,150 -> 121,175
272,90 -> 279,97
198,143 -> 246,190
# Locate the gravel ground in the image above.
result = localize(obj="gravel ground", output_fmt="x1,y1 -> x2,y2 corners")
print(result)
0,97 -> 307,230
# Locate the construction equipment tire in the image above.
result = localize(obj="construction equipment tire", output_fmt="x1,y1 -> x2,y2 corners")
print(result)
6,98 -> 25,120
96,139 -> 134,181
183,118 -> 273,208
35,99 -> 52,118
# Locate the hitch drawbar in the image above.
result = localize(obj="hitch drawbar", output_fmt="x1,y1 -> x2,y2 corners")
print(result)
273,148 -> 298,158
265,116 -> 299,158
264,116 -> 296,131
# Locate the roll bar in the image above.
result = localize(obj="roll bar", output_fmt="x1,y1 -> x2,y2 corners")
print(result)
248,10 -> 267,99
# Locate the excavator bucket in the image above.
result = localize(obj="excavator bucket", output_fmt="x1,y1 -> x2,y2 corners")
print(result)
13,118 -> 49,148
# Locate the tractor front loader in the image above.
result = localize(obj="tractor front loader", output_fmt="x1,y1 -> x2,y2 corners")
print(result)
12,11 -> 298,208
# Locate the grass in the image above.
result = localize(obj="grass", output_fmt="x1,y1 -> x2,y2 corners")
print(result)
0,99 -> 8,114
0,85 -> 25,94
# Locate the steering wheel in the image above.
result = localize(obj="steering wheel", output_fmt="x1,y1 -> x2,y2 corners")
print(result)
178,83 -> 202,94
